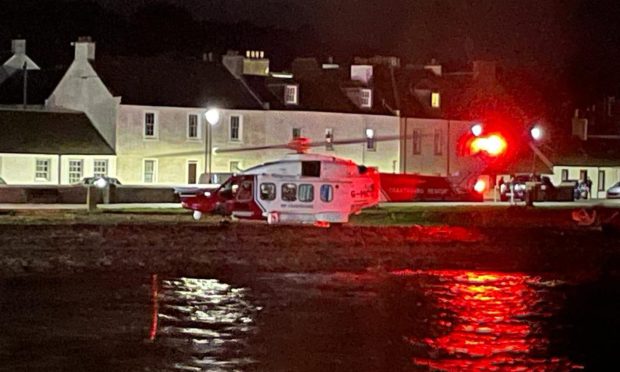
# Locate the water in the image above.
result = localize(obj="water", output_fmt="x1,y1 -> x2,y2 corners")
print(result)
1,269 -> 617,371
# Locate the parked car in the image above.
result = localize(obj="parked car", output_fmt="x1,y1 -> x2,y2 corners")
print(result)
607,182 -> 620,199
79,176 -> 122,187
499,174 -> 533,201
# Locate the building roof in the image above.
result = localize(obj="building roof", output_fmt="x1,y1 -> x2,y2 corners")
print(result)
92,56 -> 264,109
0,109 -> 115,155
0,68 -> 65,105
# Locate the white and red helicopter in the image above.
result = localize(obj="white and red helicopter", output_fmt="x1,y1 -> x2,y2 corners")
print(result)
177,137 -> 388,226
176,131 -> 501,226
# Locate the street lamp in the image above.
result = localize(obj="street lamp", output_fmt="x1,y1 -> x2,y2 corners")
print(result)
530,125 -> 543,141
204,108 -> 220,184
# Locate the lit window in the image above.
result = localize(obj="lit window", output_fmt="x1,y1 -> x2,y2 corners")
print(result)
284,85 -> 298,105
282,183 -> 297,202
365,128 -> 376,151
230,115 -> 242,141
298,184 -> 314,202
35,159 -> 51,181
433,129 -> 443,155
94,160 -> 108,178
320,185 -> 333,202
360,89 -> 372,108
412,129 -> 422,155
260,183 -> 276,201
325,128 -> 334,151
188,114 -> 199,139
144,112 -> 157,138
68,160 -> 83,184
144,159 -> 157,183
292,128 -> 302,139
431,92 -> 441,108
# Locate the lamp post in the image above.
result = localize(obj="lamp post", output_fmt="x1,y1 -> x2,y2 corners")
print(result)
204,108 -> 220,184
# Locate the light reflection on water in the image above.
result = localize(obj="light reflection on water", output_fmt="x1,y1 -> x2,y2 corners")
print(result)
151,276 -> 260,371
392,270 -> 582,371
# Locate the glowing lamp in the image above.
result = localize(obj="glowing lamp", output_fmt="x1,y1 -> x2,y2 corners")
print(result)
205,108 -> 220,125
471,123 -> 483,137
474,179 -> 486,193
530,125 -> 543,141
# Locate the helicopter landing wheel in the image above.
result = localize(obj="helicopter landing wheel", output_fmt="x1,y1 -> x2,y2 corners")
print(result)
192,211 -> 203,221
267,212 -> 280,224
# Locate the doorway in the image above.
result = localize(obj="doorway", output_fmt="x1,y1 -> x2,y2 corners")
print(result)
187,161 -> 197,184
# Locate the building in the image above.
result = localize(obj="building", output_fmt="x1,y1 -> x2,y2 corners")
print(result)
0,108 -> 115,185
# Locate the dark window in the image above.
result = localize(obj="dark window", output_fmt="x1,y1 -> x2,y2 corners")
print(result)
412,129 -> 421,155
144,113 -> 155,137
292,128 -> 302,139
302,161 -> 321,177
260,183 -> 276,201
188,114 -> 199,138
282,183 -> 297,201
433,129 -> 443,155
320,185 -> 333,202
325,128 -> 334,151
598,170 -> 605,191
230,116 -> 241,141
561,169 -> 569,181
580,170 -> 587,182
298,184 -> 314,202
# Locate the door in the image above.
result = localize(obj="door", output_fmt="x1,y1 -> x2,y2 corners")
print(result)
187,162 -> 197,184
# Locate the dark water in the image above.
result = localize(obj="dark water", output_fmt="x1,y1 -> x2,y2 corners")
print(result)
1,269 -> 618,371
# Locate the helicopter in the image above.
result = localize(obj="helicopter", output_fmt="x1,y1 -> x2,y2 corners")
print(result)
176,136 -> 399,226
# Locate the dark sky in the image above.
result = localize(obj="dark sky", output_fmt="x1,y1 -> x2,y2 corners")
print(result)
90,0 -> 580,67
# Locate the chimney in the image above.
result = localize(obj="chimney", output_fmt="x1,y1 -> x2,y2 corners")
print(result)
473,60 -> 496,84
424,58 -> 442,76
350,65 -> 373,84
11,39 -> 26,55
73,36 -> 96,61
222,50 -> 244,78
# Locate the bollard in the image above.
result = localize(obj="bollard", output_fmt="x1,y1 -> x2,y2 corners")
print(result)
86,185 -> 98,212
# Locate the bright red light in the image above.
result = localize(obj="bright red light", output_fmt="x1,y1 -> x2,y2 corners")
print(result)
469,134 -> 507,156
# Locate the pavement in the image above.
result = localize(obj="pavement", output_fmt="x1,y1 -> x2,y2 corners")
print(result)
1,199 -> 620,211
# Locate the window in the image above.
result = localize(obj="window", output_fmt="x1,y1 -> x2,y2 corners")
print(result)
325,128 -> 334,151
561,169 -> 569,182
144,112 -> 156,138
320,185 -> 333,202
237,180 -> 253,202
94,159 -> 108,177
284,85 -> 298,104
431,92 -> 441,108
188,114 -> 199,139
282,183 -> 297,202
298,184 -> 314,202
35,159 -> 51,181
292,128 -> 302,139
302,161 -> 321,177
68,160 -> 83,184
580,170 -> 587,182
144,159 -> 157,183
412,129 -> 421,155
365,128 -> 376,151
260,183 -> 276,201
230,115 -> 242,141
598,170 -> 605,191
433,129 -> 443,155
360,89 -> 372,108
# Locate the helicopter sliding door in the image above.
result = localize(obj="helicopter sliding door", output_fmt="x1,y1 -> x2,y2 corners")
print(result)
227,175 -> 262,220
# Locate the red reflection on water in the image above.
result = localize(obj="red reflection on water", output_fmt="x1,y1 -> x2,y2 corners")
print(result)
404,270 -> 580,371
149,273 -> 159,341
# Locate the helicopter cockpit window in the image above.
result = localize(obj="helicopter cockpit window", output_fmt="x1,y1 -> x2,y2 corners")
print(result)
320,184 -> 333,202
282,183 -> 297,202
260,183 -> 276,201
298,184 -> 314,202
236,180 -> 253,202
301,161 -> 321,177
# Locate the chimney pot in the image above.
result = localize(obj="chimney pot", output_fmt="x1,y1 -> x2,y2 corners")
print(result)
11,39 -> 26,55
